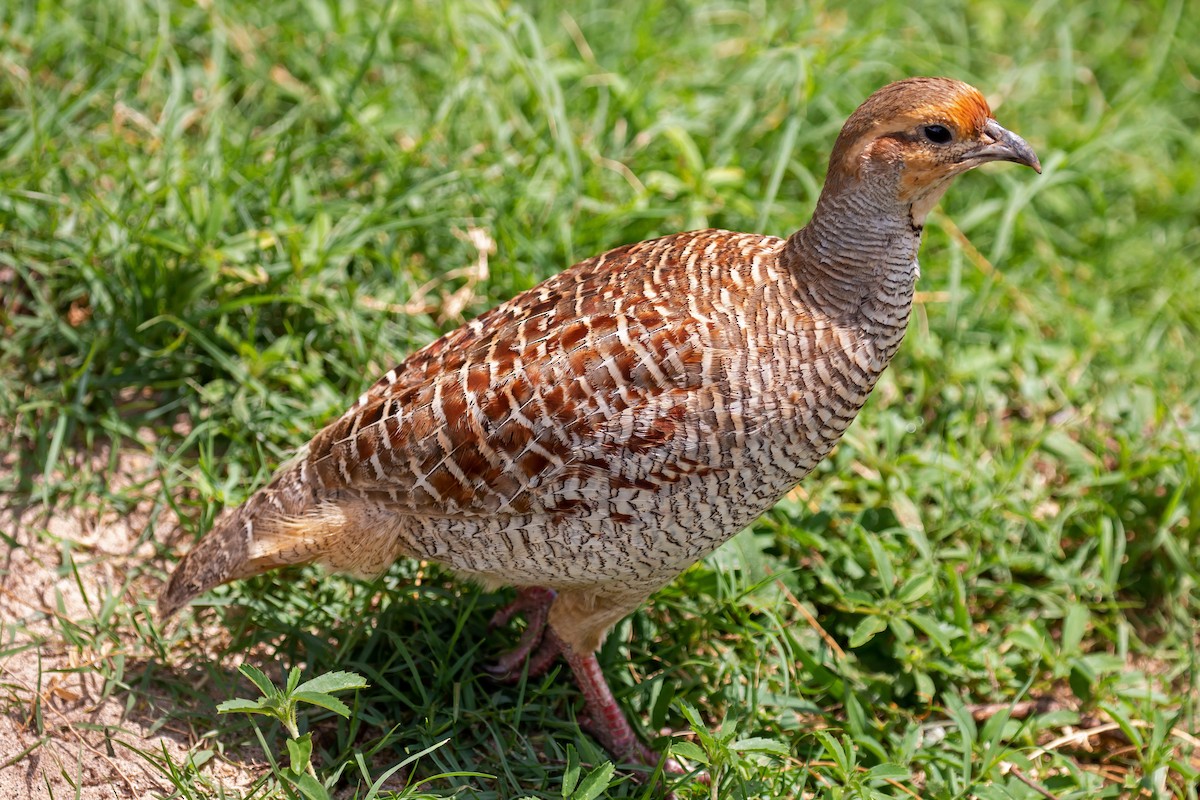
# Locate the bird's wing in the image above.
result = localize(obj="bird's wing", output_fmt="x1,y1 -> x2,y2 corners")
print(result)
302,231 -> 766,519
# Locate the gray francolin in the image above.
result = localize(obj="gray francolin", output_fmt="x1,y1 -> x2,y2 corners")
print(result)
160,77 -> 1040,771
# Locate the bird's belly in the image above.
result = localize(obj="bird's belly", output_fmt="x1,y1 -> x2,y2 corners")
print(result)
394,410 -> 850,591
399,488 -> 755,590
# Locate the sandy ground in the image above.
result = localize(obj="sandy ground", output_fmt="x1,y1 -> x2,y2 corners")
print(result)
0,446 -> 259,799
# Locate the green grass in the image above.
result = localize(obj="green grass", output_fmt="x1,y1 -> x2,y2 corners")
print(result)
2,0 -> 1198,797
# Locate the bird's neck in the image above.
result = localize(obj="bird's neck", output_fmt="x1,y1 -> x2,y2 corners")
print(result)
781,177 -> 923,332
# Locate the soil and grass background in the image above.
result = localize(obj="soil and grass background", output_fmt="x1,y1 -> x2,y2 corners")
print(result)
1,0 -> 1197,798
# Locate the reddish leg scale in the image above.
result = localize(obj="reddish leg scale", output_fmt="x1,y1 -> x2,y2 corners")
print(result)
520,631 -> 562,678
551,631 -> 687,776
485,586 -> 557,681
486,594 -> 689,778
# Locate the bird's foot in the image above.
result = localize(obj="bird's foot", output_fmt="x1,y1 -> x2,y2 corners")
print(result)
484,586 -> 558,682
556,631 -> 703,790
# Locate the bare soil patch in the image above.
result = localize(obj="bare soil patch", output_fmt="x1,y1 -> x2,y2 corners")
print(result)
0,446 -> 259,799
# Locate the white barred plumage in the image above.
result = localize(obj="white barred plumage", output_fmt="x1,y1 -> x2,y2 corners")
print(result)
160,76 -> 1039,771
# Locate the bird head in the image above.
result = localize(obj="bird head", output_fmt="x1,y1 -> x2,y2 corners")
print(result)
824,77 -> 1041,227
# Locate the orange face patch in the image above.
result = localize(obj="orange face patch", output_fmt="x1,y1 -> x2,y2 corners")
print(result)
901,84 -> 992,141
828,77 -> 994,181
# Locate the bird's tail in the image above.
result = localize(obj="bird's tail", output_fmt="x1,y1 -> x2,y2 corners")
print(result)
157,452 -> 321,619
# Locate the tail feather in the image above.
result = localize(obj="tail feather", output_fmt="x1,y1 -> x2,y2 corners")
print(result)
158,459 -> 317,619
158,453 -> 410,619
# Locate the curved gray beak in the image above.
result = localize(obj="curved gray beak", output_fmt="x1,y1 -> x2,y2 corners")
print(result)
965,119 -> 1042,173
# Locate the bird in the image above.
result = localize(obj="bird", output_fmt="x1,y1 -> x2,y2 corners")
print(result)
159,76 -> 1040,773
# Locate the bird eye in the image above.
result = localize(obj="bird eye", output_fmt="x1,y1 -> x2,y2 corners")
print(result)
923,124 -> 953,144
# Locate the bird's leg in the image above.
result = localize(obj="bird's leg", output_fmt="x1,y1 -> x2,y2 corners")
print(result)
552,630 -> 686,775
485,586 -> 557,681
